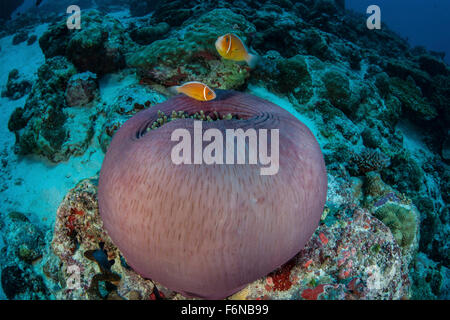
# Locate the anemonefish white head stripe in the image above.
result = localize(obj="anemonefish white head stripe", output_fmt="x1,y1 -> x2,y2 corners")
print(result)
226,34 -> 232,54
215,33 -> 259,68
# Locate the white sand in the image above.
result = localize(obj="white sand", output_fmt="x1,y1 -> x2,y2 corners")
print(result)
396,119 -> 432,166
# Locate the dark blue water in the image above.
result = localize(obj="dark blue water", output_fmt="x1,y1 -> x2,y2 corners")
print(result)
347,0 -> 450,64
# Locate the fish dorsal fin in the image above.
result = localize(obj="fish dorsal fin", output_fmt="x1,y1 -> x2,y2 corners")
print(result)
182,81 -> 206,86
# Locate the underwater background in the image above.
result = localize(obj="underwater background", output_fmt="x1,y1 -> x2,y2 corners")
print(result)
0,0 -> 448,300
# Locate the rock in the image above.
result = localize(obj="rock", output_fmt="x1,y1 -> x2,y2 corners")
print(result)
443,133 -> 450,161
0,265 -> 49,300
0,211 -> 50,300
126,8 -> 255,90
374,72 -> 391,98
151,0 -> 207,27
416,54 -> 449,77
233,208 -> 409,300
1,69 -> 32,100
361,127 -> 383,150
12,30 -> 28,45
275,55 -> 313,104
0,211 -> 45,264
335,0 -> 345,9
129,22 -> 170,45
26,34 -> 37,45
7,56 -> 77,160
303,29 -> 330,60
430,74 -> 450,125
7,56 -> 95,162
98,84 -> 165,152
384,58 -> 432,95
313,0 -> 343,17
411,253 -> 450,299
254,54 -> 313,104
0,0 -> 23,21
322,70 -> 352,114
39,10 -> 128,75
250,4 -> 303,58
65,72 -> 99,107
389,77 -> 437,121
1,266 -> 28,299
381,151 -> 425,193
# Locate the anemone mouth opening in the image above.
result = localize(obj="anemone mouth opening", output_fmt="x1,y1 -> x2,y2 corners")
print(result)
135,109 -> 245,139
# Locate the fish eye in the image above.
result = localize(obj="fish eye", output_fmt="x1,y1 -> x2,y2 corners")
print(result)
208,91 -> 212,95
225,37 -> 229,42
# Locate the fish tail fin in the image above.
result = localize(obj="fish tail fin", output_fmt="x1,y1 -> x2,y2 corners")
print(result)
246,53 -> 259,68
168,85 -> 180,95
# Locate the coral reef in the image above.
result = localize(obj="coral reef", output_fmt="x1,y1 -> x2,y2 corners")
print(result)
0,0 -> 448,300
45,178 -> 168,300
7,56 -> 97,162
44,171 -> 414,300
98,84 -> 166,152
126,8 -> 255,90
129,22 -> 170,46
389,77 -> 437,121
65,72 -> 99,107
39,10 -> 128,75
0,212 -> 50,300
1,69 -> 32,100
234,208 -> 409,300
255,54 -> 313,104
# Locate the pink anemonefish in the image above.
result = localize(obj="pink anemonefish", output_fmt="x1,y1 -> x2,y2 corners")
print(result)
171,81 -> 217,101
215,33 -> 258,68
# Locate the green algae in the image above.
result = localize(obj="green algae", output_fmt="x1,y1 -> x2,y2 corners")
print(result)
374,203 -> 417,249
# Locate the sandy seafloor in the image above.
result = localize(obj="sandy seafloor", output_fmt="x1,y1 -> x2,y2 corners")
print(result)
0,8 -> 434,300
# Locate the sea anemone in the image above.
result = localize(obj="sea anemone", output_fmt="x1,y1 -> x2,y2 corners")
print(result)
98,90 -> 327,299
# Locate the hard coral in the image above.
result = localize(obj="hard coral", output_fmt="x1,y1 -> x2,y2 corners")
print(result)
126,9 -> 255,90
350,148 -> 390,175
374,203 -> 419,249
